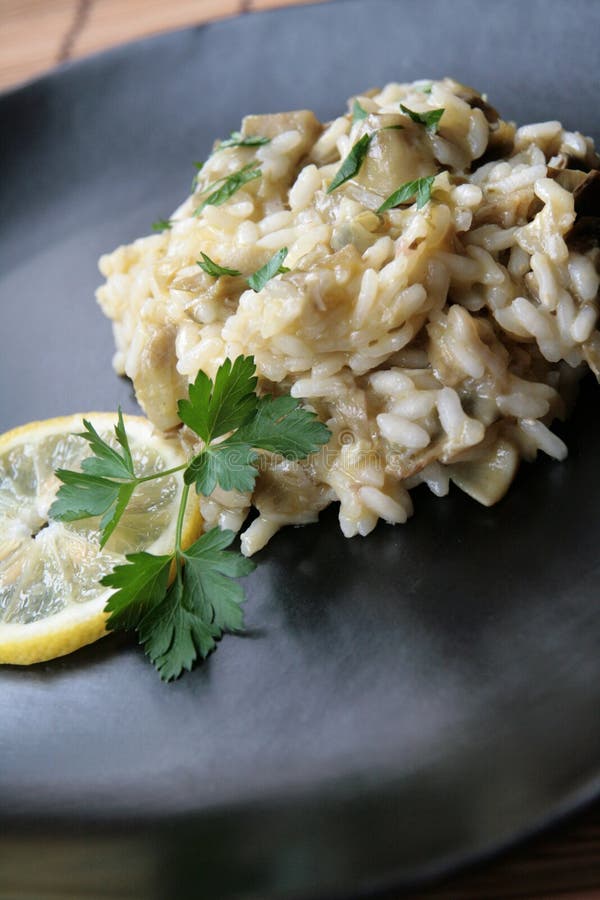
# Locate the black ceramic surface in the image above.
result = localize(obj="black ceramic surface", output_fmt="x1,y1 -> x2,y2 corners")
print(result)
1,1 -> 600,897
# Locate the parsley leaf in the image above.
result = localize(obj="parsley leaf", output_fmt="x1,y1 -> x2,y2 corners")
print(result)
177,355 -> 258,445
102,551 -> 173,631
247,248 -> 289,292
198,446 -> 257,493
185,393 -> 331,496
197,252 -> 242,278
352,99 -> 368,123
217,131 -> 271,150
114,530 -> 255,681
50,410 -> 142,547
400,104 -> 445,133
49,469 -> 134,542
152,218 -> 173,232
78,411 -> 135,480
326,133 -> 373,194
377,175 -> 436,213
197,249 -> 291,284
194,164 -> 261,215
138,566 -> 208,681
182,528 -> 254,631
235,395 -> 330,458
184,444 -> 259,496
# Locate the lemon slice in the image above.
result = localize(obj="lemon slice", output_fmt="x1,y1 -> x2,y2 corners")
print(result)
0,413 -> 200,666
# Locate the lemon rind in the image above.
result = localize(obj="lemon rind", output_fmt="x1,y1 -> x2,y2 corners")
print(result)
0,594 -> 110,665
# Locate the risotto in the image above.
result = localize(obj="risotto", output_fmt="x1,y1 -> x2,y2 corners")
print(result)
97,78 -> 600,556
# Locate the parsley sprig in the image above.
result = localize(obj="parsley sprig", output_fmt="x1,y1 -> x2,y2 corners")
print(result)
190,160 -> 204,193
102,526 -> 254,681
377,176 -> 436,213
197,253 -> 243,278
194,163 -> 262,215
247,248 -> 290,291
152,218 -> 173,233
50,356 -> 330,680
155,125 -> 269,230
327,133 -> 373,193
216,131 -> 271,151
197,248 -> 289,291
351,99 -> 368,123
400,104 -> 445,133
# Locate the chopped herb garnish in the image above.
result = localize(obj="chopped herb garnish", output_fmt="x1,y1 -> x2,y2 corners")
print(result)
247,248 -> 289,292
352,99 -> 369,123
190,133 -> 268,192
194,164 -> 262,215
152,218 -> 173,232
197,253 -> 242,278
420,83 -> 433,95
196,249 -> 291,284
377,175 -> 436,213
326,133 -> 373,194
190,161 -> 204,193
51,355 -> 331,680
217,131 -> 271,150
400,104 -> 445,133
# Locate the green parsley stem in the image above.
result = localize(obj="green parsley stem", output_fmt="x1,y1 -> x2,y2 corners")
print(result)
135,462 -> 188,484
195,170 -> 229,196
175,482 -> 191,554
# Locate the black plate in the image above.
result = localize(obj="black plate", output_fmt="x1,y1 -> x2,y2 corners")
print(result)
1,1 -> 600,897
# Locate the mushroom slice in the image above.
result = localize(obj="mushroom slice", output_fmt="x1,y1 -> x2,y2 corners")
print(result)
354,114 -> 437,201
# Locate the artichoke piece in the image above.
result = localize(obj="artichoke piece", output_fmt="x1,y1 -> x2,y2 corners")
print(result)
354,114 -> 437,200
241,110 -> 322,152
133,325 -> 189,431
447,437 -> 519,507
